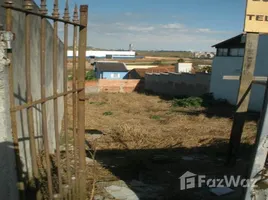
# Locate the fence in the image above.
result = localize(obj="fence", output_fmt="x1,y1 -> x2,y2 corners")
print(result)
1,0 -> 88,199
145,72 -> 211,97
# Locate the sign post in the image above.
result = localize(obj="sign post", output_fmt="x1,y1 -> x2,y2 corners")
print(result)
225,0 -> 268,199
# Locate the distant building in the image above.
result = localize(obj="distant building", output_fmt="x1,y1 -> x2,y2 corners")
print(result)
210,33 -> 268,111
175,63 -> 193,73
128,66 -> 175,79
67,50 -> 136,59
194,52 -> 215,59
94,62 -> 128,80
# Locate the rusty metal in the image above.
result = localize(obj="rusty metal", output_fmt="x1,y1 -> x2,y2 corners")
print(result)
25,9 -> 40,192
73,4 -> 79,23
40,0 -> 47,15
2,1 -> 88,199
23,0 -> 33,10
52,0 -> 63,196
72,8 -> 78,193
2,5 -> 85,27
5,3 -> 26,199
77,5 -> 88,199
52,0 -> 59,18
63,0 -> 71,192
40,3 -> 53,199
10,88 -> 83,112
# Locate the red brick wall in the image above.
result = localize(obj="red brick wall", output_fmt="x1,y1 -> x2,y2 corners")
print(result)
68,80 -> 144,93
98,79 -> 144,93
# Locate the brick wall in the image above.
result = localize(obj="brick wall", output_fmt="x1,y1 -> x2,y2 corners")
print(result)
68,79 -> 144,93
98,79 -> 144,93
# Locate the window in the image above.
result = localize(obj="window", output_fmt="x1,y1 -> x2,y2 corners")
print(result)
229,48 -> 244,57
238,48 -> 244,57
111,73 -> 120,78
217,48 -> 228,56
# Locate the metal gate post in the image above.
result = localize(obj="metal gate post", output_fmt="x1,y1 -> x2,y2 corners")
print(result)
244,80 -> 268,199
77,5 -> 88,200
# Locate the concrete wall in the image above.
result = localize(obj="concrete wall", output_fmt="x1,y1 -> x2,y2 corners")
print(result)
0,42 -> 19,200
145,72 -> 211,97
0,0 -> 64,182
210,34 -> 268,111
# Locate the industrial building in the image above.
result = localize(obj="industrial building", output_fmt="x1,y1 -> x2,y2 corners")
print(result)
67,50 -> 136,59
210,33 -> 268,111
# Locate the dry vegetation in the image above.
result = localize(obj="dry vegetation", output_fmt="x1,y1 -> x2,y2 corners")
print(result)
63,92 -> 259,199
83,93 -> 256,151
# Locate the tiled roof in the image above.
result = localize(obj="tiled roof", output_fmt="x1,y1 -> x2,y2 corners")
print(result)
96,62 -> 128,72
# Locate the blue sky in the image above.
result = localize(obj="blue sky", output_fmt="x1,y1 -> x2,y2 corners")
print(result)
47,0 -> 246,51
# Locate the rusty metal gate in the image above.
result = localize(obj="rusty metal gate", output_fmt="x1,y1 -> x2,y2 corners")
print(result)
2,0 -> 88,199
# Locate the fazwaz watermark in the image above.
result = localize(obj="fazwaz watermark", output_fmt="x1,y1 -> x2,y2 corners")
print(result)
179,171 -> 253,190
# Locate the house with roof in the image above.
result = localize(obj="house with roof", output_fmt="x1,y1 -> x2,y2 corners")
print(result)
210,33 -> 268,111
94,62 -> 129,80
128,66 -> 176,79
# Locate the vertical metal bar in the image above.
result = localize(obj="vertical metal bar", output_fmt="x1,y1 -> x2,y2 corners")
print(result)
244,80 -> 268,200
77,5 -> 88,200
40,1 -> 53,199
72,5 -> 79,196
227,33 -> 259,166
24,1 -> 40,190
4,1 -> 25,198
52,0 -> 62,196
63,2 -> 71,194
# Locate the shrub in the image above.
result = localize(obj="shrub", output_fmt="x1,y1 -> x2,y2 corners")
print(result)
103,111 -> 113,116
172,93 -> 229,108
150,115 -> 161,120
177,58 -> 185,63
173,97 -> 203,108
85,70 -> 96,80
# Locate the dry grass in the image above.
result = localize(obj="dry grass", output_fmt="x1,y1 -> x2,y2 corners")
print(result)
64,92 -> 259,199
82,92 -> 257,151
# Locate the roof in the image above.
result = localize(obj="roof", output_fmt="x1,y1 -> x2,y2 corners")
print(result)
212,34 -> 245,48
129,66 -> 175,78
95,62 -> 128,72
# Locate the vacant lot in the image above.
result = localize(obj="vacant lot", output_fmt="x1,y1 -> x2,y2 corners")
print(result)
76,93 -> 257,199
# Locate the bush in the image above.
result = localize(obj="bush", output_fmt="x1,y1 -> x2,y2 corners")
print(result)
173,97 -> 203,108
103,111 -> 113,116
172,93 -> 229,108
150,115 -> 161,120
85,70 -> 96,80
177,58 -> 185,63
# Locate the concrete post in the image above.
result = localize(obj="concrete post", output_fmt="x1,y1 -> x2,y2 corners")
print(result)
0,39 -> 19,199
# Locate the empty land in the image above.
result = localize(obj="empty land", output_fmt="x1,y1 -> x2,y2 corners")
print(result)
68,92 -> 257,199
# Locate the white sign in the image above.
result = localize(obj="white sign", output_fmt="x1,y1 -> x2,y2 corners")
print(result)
244,0 -> 268,33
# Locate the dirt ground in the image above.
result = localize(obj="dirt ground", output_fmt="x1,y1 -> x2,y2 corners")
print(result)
75,92 -> 258,200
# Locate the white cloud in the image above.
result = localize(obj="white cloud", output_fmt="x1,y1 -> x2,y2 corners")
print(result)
127,26 -> 155,32
57,12 -> 235,51
161,23 -> 184,29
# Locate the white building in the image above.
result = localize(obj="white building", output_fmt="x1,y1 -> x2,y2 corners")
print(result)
67,50 -> 136,58
210,33 -> 268,111
175,63 -> 193,73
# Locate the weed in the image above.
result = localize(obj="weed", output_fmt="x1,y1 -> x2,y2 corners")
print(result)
150,115 -> 161,120
89,101 -> 106,106
85,70 -> 97,81
172,93 -> 229,108
103,111 -> 113,116
173,97 -> 203,108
